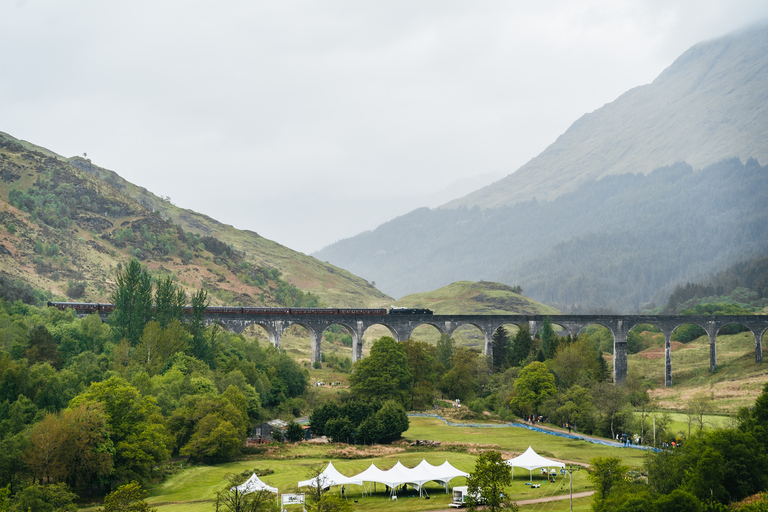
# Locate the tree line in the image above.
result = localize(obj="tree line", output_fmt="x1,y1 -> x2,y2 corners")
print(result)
590,381 -> 768,511
0,260 -> 311,509
315,158 -> 768,312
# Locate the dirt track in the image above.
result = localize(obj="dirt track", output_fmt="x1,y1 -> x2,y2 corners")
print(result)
431,490 -> 595,511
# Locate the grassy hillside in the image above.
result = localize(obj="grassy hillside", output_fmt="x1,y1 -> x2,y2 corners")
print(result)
0,131 -> 391,307
621,329 -> 768,414
392,281 -> 560,315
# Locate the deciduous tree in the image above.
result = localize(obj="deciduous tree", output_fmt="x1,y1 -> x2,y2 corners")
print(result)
510,361 -> 556,416
348,337 -> 411,408
214,473 -> 277,512
98,481 -> 156,512
69,377 -> 169,482
588,456 -> 628,503
466,451 -> 516,512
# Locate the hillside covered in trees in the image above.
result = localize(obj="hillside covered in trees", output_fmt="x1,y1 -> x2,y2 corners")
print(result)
0,261 -> 311,507
317,158 -> 768,311
316,25 -> 768,312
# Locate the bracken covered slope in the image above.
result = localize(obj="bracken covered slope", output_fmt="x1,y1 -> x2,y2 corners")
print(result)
0,131 -> 392,307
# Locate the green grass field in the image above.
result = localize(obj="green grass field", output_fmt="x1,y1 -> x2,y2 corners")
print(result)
79,416 -> 661,511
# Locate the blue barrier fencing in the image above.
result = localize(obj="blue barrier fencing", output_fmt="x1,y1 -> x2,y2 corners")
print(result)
408,413 -> 658,452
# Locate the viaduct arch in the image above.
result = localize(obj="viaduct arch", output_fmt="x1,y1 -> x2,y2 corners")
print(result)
203,312 -> 765,386
76,308 -> 767,386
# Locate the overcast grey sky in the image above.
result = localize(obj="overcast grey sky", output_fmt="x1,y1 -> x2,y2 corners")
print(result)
2,1 -> 767,254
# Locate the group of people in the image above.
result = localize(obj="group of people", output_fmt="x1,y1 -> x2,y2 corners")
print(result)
616,433 -> 642,446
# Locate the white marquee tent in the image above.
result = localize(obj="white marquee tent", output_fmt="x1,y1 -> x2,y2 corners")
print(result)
233,473 -> 278,495
505,446 -> 565,481
300,460 -> 469,497
432,460 -> 470,486
297,461 -> 363,490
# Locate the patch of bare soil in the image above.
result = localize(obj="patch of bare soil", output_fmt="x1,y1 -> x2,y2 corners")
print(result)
327,445 -> 405,459
637,341 -> 693,360
649,374 -> 768,412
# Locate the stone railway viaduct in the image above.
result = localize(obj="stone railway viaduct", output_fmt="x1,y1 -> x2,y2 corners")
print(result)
203,312 -> 766,386
74,306 -> 766,386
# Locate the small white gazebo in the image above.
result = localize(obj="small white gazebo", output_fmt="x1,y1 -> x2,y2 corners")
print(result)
233,473 -> 278,494
505,446 -> 564,481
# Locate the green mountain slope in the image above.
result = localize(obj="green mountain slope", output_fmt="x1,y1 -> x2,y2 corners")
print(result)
0,131 -> 391,307
315,25 -> 768,312
392,280 -> 560,315
445,23 -> 768,209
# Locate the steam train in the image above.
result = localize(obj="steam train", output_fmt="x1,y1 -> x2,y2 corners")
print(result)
47,302 -> 433,316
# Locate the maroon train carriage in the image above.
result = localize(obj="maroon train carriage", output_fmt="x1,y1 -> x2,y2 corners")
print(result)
337,308 -> 387,315
288,308 -> 339,315
48,303 -> 426,316
48,302 -> 110,312
242,307 -> 290,315
204,306 -> 242,315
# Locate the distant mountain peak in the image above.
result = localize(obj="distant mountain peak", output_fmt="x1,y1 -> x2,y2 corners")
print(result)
443,22 -> 768,210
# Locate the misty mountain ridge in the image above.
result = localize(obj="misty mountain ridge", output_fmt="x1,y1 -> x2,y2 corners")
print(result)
445,22 -> 768,209
315,24 -> 768,312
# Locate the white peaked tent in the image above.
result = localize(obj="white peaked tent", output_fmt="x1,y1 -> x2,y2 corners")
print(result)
355,463 -> 393,494
411,459 -> 469,495
505,446 -> 565,481
297,461 -> 363,489
432,460 -> 470,488
297,459 -> 470,497
233,473 -> 278,494
351,460 -> 469,497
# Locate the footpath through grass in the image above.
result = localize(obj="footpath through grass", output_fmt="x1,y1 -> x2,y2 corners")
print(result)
79,416 -> 655,511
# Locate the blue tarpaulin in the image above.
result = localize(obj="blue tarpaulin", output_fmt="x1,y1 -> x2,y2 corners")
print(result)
408,413 -> 658,451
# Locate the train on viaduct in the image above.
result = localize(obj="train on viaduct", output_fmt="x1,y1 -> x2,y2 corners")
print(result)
48,302 -> 767,386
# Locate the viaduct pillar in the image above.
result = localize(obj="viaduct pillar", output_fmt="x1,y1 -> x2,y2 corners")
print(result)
612,320 -> 628,385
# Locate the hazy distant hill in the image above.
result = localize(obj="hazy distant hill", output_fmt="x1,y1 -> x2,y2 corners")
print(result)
0,131 -> 391,307
315,25 -> 768,312
446,23 -> 768,209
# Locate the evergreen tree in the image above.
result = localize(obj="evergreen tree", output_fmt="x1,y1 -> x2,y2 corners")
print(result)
511,324 -> 532,366
189,289 -> 211,364
436,334 -> 454,370
595,351 -> 610,382
540,316 -> 558,360
153,276 -> 185,328
491,327 -> 511,372
24,325 -> 61,368
111,259 -> 153,345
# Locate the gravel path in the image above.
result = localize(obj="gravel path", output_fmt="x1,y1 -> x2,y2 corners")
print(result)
429,490 -> 595,511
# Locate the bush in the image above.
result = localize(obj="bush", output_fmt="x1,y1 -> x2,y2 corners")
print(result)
286,421 -> 305,442
67,281 -> 87,299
